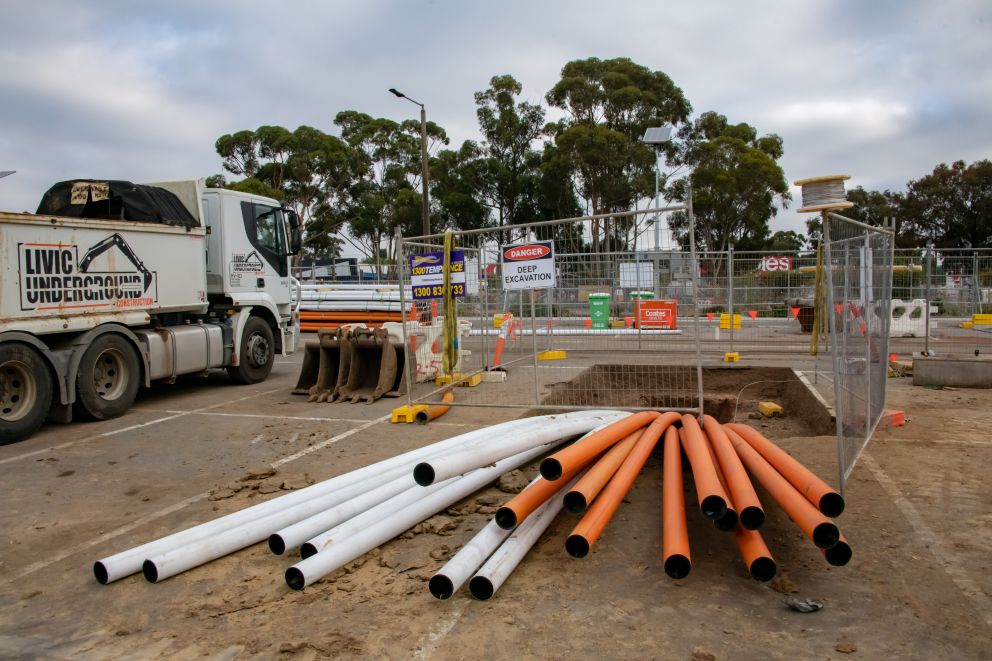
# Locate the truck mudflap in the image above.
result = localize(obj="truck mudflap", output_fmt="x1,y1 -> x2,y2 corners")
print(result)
291,328 -> 353,402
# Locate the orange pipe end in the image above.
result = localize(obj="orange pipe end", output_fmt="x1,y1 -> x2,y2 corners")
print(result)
723,425 -> 840,549
702,416 -> 764,530
679,414 -> 729,520
540,411 -> 672,481
822,533 -> 852,566
416,390 -> 454,425
565,414 -> 671,558
564,430 -> 643,513
663,425 -> 691,579
734,526 -> 777,582
725,423 -> 844,517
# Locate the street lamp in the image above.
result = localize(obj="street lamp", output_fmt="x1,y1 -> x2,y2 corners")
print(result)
389,88 -> 431,237
641,126 -> 673,250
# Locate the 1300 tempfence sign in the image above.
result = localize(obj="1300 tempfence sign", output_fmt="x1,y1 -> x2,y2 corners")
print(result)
409,250 -> 466,299
501,241 -> 556,290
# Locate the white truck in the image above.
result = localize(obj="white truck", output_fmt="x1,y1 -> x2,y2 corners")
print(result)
0,179 -> 302,443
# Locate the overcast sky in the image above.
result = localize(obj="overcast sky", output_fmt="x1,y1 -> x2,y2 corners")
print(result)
2,0 -> 989,240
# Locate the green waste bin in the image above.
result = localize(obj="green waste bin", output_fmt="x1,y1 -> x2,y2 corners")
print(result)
589,293 -> 610,329
631,290 -> 654,318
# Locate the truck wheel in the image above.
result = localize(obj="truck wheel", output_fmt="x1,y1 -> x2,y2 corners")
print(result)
74,334 -> 141,421
0,344 -> 53,444
227,317 -> 275,384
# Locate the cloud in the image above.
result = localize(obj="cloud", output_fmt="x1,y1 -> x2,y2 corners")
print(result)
771,99 -> 911,140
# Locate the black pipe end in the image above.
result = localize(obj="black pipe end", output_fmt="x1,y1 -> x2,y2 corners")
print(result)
268,534 -> 286,556
739,506 -> 765,531
495,507 -> 517,530
749,557 -> 777,582
714,508 -> 738,532
819,492 -> 846,518
539,458 -> 563,481
413,463 -> 436,486
469,576 -> 494,600
700,495 -> 727,520
563,491 -> 587,514
429,574 -> 454,599
813,522 -> 841,549
93,562 -> 110,585
285,567 -> 306,591
565,534 -> 590,558
824,540 -> 852,566
141,559 -> 159,583
415,411 -> 430,425
300,542 -> 318,559
664,554 -> 692,579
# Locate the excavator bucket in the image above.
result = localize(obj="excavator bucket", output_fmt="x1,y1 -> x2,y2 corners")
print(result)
342,328 -> 409,404
291,341 -> 321,395
290,329 -> 353,402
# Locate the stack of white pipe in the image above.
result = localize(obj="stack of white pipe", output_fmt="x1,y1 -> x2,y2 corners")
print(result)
96,410 -> 629,586
299,284 -> 413,313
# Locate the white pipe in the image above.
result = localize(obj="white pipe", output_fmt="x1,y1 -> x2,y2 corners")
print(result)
469,328 -> 682,336
413,411 -> 629,486
284,442 -> 563,590
468,474 -> 579,600
95,412 -> 607,584
429,519 -> 513,599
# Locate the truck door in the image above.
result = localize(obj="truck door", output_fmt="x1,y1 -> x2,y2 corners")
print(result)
241,201 -> 292,309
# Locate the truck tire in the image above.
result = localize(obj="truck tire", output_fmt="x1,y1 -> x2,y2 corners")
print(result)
74,334 -> 141,421
0,343 -> 54,444
227,317 -> 275,385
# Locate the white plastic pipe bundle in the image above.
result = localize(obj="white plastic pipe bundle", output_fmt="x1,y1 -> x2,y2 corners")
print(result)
284,442 -> 563,590
429,519 -> 513,599
468,474 -> 579,600
97,411 -> 619,584
469,328 -> 682,336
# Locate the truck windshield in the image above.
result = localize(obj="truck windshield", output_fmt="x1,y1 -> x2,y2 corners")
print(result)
254,204 -> 288,256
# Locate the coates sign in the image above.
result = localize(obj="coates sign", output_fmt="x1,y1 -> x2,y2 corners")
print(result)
758,255 -> 792,272
501,241 -> 555,290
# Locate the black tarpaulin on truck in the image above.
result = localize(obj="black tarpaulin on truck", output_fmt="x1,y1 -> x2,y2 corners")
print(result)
36,180 -> 198,229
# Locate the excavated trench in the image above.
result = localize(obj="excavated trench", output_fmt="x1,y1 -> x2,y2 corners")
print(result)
542,365 -> 834,437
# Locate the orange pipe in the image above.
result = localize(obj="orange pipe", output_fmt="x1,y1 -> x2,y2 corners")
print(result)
678,414 -> 729,520
416,390 -> 454,425
563,430 -> 643,513
725,423 -> 844,517
495,454 -> 602,530
565,415 -> 669,557
696,427 -> 737,532
723,425 -> 840,549
662,425 -> 691,579
540,411 -> 671,481
734,526 -> 777,582
702,416 -> 765,530
822,533 -> 852,566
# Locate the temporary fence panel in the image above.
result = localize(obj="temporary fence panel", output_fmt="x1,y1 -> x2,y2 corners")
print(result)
823,212 -> 895,493
396,205 -> 706,414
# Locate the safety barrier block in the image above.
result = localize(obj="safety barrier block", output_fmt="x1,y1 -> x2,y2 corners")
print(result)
538,350 -> 567,361
758,401 -> 783,417
391,404 -> 429,424
723,352 -> 740,363
972,314 -> 992,326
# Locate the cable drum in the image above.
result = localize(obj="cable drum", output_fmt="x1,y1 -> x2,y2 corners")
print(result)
794,175 -> 854,213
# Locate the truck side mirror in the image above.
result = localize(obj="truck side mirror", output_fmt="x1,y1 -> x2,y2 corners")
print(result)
285,209 -> 302,255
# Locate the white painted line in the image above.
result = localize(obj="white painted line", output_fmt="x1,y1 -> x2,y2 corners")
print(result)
287,432 -> 299,444
0,387 -> 283,466
412,603 -> 465,660
248,434 -> 264,445
861,452 -> 992,629
270,415 -> 389,468
129,408 -> 478,427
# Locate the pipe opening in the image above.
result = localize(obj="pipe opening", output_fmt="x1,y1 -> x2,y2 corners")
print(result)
469,576 -> 494,600
539,458 -> 563,481
749,557 -> 777,582
286,567 -> 306,591
824,541 -> 852,566
819,492 -> 845,518
563,491 -> 587,514
700,495 -> 727,520
413,463 -> 436,486
268,534 -> 287,556
812,522 -> 841,549
300,542 -> 318,559
141,560 -> 159,583
739,506 -> 765,531
494,507 -> 517,530
714,508 -> 738,531
93,562 -> 110,585
565,534 -> 590,558
415,410 -> 430,425
664,554 -> 692,579
429,574 -> 455,599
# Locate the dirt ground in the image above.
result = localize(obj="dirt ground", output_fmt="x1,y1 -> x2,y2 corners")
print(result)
1,341 -> 990,660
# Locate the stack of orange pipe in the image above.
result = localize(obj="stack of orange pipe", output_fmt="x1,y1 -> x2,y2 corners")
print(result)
564,430 -> 643,513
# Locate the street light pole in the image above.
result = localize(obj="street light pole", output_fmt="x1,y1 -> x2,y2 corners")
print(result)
389,88 -> 431,237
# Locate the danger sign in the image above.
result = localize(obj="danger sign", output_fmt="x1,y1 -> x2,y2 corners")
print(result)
501,241 -> 555,290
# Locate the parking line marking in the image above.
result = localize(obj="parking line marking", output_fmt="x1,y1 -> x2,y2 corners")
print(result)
0,387 -> 283,466
128,408 -> 478,427
413,603 -> 465,660
271,415 -> 389,468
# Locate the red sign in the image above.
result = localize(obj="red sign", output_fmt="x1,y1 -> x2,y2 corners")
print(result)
758,255 -> 792,272
637,300 -> 677,329
503,244 -> 551,261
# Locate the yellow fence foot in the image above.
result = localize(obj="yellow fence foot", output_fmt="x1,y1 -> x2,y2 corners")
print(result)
757,401 -> 783,417
391,404 -> 429,424
723,352 -> 740,363
537,350 -> 567,361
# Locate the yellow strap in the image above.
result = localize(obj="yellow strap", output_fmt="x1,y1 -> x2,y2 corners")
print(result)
442,230 -> 458,375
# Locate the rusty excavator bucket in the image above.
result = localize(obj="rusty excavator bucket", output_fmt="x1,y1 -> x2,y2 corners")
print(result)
290,328 -> 353,402
341,327 -> 409,404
